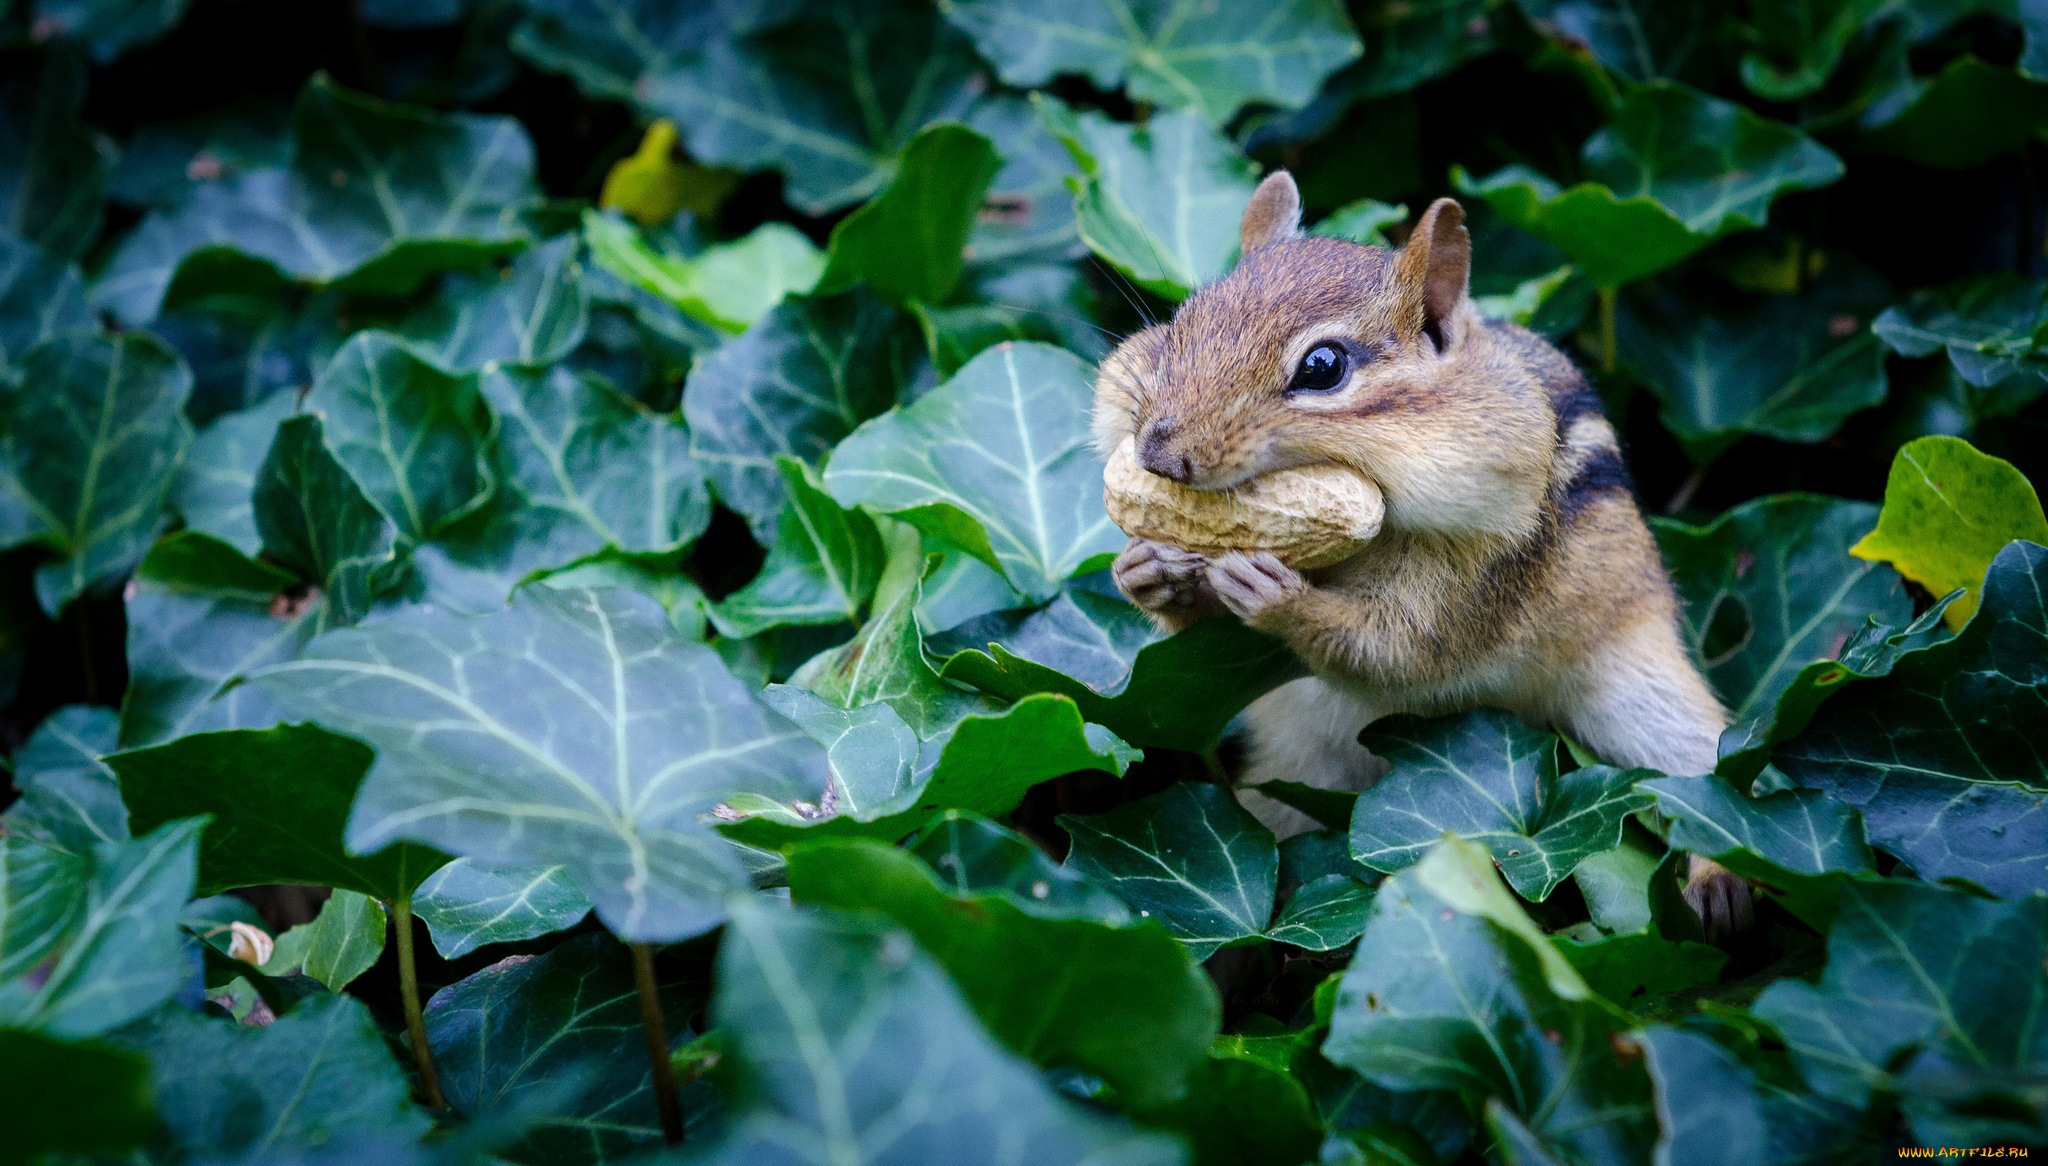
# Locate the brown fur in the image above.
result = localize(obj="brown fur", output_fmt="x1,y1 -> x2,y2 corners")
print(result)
1097,177 -> 1751,938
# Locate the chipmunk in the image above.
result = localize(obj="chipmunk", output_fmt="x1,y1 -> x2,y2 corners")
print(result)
1094,171 -> 1752,939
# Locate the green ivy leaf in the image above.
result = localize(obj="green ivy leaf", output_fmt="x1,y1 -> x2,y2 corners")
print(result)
1639,777 -> 1873,928
401,234 -> 589,372
787,835 -> 1220,1108
1872,274 -> 2048,397
172,391 -> 297,559
1349,710 -> 1652,901
641,0 -> 986,215
1265,874 -> 1378,951
508,0 -> 791,103
1,705 -> 124,855
1653,494 -> 1909,721
1455,81 -> 1843,287
0,332 -> 193,616
1752,880 -> 2048,1146
96,74 -> 538,324
1773,540 -> 2048,897
683,289 -> 917,538
583,211 -> 825,335
411,858 -> 591,959
791,566 -> 996,739
1516,0 -> 1724,83
1555,930 -> 1729,1005
933,591 -> 1307,750
252,586 -> 831,942
0,235 -> 90,382
427,931 -> 709,1159
1248,0 -> 1495,148
964,95 -> 1084,265
1323,838 -> 1657,1165
263,888 -> 386,991
0,55 -> 115,260
26,0 -> 193,62
911,262 -> 1107,378
0,1027 -> 155,1165
825,341 -> 1123,601
1638,1024 -> 1864,1166
1036,97 -> 1257,300
907,810 -> 1131,923
1061,783 -> 1278,960
816,123 -> 1000,309
0,818 -> 202,1039
710,458 -> 885,639
1128,1049 -> 1325,1166
1615,265 -> 1891,463
110,994 -> 433,1159
1847,436 -> 2048,629
1856,56 -> 2048,171
110,723 -> 452,901
699,897 -> 1185,1164
1738,0 -> 1892,100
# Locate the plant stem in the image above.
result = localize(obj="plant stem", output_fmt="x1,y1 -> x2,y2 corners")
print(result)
1596,285 -> 1618,373
632,942 -> 685,1145
1200,748 -> 1229,786
391,894 -> 446,1110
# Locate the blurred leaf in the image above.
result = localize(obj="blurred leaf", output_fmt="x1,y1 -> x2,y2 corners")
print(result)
906,810 -> 1131,923
1456,81 -> 1843,287
1738,0 -> 1893,100
27,0 -> 193,61
1848,435 -> 2048,628
147,290 -> 326,424
264,889 -> 386,991
935,594 -> 1307,750
1349,710 -> 1651,901
825,341 -> 1122,601
1250,0 -> 1497,148
710,458 -> 884,638
1324,839 -> 1657,1165
111,723 -> 451,900
683,289 -> 915,538
509,0 -> 792,102
1639,1023 -> 1864,1166
1516,0 -> 1724,83
1555,931 -> 1728,1004
1037,97 -> 1257,300
428,932 -> 710,1160
940,0 -> 1360,123
1857,56 -> 2048,170
1873,273 -> 2048,396
1312,198 -> 1409,246
788,836 -> 1220,1107
0,818 -> 201,1039
412,859 -> 591,959
0,1027 -> 155,1166
1753,879 -> 2048,1145
965,95 -> 1083,265
1130,1050 -> 1324,1166
0,53 -> 114,260
584,211 -> 824,334
0,332 -> 193,615
1774,540 -> 2048,896
253,586 -> 830,942
96,74 -> 538,324
1061,783 -> 1278,961
817,123 -> 999,309
1641,777 -> 1873,928
0,235 -> 89,381
642,0 -> 985,215
1654,494 -> 1909,720
912,261 -> 1107,378
600,119 -> 738,226
304,331 -> 494,544
402,235 -> 589,372
111,993 -> 433,1159
1616,266 -> 1891,462
172,391 -> 297,558
2,705 -> 124,855
698,897 -> 1185,1164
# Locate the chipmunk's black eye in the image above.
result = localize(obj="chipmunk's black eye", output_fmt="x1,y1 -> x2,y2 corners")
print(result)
1288,342 -> 1348,393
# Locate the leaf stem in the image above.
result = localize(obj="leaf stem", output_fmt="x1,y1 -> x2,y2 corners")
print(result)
392,893 -> 446,1110
1200,748 -> 1229,786
1596,285 -> 1618,373
632,941 -> 686,1144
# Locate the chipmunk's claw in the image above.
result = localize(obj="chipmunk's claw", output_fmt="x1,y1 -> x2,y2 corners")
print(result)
1208,551 -> 1307,624
1113,538 -> 1210,612
1683,855 -> 1755,943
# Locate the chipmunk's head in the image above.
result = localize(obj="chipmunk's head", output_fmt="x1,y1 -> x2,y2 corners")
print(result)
1093,171 -> 1555,539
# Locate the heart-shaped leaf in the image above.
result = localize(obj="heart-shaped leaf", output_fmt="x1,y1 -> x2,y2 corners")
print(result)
699,896 -> 1185,1165
2,705 -> 124,855
816,123 -> 999,310
0,332 -> 193,615
1772,539 -> 2048,896
787,834 -> 1220,1108
401,234 -> 589,372
427,932 -> 711,1159
825,341 -> 1123,601
933,590 -> 1307,750
1036,97 -> 1258,300
263,888 -> 386,991
0,235 -> 90,382
641,0 -> 986,215
252,585 -> 831,942
411,859 -> 591,959
1872,274 -> 2048,395
111,723 -> 452,901
710,458 -> 885,639
683,289 -> 916,537
939,0 -> 1361,123
0,55 -> 114,260
1349,710 -> 1653,901
95,75 -> 539,324
1455,81 -> 1843,287
1653,493 -> 1909,721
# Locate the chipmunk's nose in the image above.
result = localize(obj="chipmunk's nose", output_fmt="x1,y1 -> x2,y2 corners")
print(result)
1138,419 -> 1193,483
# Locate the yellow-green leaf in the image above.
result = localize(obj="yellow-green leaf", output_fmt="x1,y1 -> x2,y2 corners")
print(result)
598,119 -> 738,226
1848,436 -> 2048,628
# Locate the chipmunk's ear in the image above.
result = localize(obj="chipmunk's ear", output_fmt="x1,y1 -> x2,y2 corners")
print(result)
1241,171 -> 1302,254
1394,197 -> 1470,351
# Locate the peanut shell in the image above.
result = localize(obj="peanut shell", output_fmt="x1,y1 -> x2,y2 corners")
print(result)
1102,437 -> 1384,568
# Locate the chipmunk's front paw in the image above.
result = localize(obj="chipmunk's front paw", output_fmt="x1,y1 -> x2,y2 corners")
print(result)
1683,855 -> 1754,943
1113,538 -> 1211,613
1207,551 -> 1308,626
